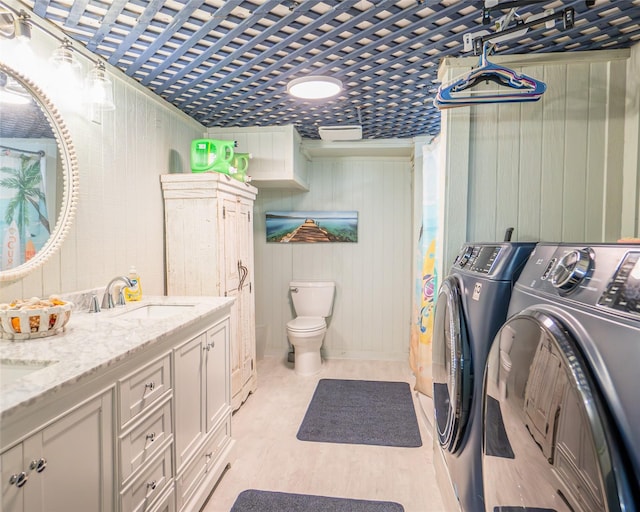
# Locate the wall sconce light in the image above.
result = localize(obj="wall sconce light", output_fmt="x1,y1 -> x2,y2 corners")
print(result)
14,11 -> 31,42
86,61 -> 115,111
0,71 -> 31,104
287,75 -> 342,100
50,39 -> 81,77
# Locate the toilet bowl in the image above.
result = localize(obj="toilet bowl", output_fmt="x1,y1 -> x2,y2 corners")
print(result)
286,281 -> 335,376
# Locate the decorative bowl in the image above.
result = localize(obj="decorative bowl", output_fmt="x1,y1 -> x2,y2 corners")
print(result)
0,297 -> 73,340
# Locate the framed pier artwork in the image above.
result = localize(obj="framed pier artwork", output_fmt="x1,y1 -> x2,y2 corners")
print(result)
266,211 -> 358,243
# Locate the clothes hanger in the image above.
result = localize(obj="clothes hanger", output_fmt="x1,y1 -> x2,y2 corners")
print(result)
435,42 -> 546,109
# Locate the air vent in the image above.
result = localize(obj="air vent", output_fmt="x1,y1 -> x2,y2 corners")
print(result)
318,125 -> 363,141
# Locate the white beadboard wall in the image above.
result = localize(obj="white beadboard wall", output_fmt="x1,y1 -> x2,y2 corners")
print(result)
253,157 -> 413,361
438,48 -> 635,268
0,10 -> 204,302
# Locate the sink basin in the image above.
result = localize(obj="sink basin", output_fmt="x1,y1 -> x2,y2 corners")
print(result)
116,304 -> 196,320
0,360 -> 57,388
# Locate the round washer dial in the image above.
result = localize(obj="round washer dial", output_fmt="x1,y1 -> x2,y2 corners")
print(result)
550,248 -> 593,292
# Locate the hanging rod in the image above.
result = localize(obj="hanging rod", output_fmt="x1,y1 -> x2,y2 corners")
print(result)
474,7 -> 575,55
482,0 -> 555,25
0,143 -> 45,157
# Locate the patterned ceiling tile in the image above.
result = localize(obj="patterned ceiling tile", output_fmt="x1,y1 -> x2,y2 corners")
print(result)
18,0 -> 640,138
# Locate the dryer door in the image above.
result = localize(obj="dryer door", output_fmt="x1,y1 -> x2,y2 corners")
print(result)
482,311 -> 632,512
433,276 -> 472,453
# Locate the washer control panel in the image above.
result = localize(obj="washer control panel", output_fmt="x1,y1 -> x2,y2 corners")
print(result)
598,252 -> 640,317
550,248 -> 594,292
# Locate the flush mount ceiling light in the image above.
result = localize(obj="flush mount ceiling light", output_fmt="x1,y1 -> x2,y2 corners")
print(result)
287,75 -> 342,100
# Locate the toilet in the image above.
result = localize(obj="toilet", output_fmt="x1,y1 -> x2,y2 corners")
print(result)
286,281 -> 335,376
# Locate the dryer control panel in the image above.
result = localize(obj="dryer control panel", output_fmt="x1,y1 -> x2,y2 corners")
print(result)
453,245 -> 501,272
469,246 -> 502,273
598,252 -> 640,317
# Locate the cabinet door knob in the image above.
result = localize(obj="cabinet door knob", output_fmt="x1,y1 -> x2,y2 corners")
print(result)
147,480 -> 157,490
144,382 -> 155,392
146,432 -> 156,443
29,458 -> 47,473
9,472 -> 28,488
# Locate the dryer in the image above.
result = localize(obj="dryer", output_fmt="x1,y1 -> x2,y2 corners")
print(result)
482,243 -> 640,511
432,241 -> 536,512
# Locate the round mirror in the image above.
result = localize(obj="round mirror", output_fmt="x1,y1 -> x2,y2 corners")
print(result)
0,61 -> 78,282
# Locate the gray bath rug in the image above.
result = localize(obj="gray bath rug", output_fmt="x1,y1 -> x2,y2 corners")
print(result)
230,489 -> 405,511
296,379 -> 422,448
485,396 -> 515,459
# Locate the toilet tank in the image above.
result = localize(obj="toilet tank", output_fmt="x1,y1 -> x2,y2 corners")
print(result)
290,281 -> 335,317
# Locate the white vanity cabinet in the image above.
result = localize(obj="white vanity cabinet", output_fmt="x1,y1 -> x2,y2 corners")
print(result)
174,318 -> 232,512
161,174 -> 258,410
1,298 -> 234,512
1,391 -> 114,512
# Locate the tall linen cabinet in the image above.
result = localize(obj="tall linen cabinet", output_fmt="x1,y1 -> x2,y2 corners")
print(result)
160,174 -> 258,410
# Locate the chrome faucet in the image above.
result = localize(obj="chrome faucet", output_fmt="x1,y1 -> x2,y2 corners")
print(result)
102,276 -> 134,309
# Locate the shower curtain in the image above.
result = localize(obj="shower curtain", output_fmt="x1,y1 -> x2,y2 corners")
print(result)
410,138 -> 440,397
0,148 -> 49,270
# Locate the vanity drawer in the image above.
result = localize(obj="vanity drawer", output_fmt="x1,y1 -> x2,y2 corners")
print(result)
120,445 -> 173,512
120,398 -> 173,485
120,354 -> 171,428
148,487 -> 175,512
175,418 -> 231,511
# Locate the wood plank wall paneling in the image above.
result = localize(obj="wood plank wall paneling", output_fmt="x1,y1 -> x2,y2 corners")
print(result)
439,48 -> 634,267
622,43 -> 640,237
0,27 -> 204,302
253,157 -> 413,361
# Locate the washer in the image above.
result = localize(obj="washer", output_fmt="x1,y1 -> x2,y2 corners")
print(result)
432,241 -> 536,512
482,243 -> 640,511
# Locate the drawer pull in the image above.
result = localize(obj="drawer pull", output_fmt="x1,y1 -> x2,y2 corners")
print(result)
205,451 -> 213,459
146,432 -> 156,443
147,480 -> 157,491
29,458 -> 47,473
9,472 -> 28,488
144,382 -> 155,392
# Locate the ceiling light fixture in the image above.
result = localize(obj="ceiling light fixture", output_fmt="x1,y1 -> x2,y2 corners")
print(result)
287,75 -> 342,100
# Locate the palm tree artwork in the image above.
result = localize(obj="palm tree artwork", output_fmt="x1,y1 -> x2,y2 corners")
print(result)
1,152 -> 50,268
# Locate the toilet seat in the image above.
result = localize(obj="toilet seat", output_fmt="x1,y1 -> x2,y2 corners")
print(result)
286,316 -> 326,333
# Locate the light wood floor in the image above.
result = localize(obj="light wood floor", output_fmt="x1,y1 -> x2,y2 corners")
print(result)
202,356 -> 446,512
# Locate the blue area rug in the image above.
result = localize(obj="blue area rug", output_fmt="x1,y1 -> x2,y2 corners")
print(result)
296,379 -> 422,448
230,490 -> 405,511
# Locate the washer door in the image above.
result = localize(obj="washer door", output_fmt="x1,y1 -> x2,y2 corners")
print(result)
432,276 -> 472,453
482,311 -> 633,512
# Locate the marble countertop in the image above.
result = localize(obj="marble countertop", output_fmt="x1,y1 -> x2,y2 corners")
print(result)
0,295 -> 234,420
